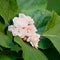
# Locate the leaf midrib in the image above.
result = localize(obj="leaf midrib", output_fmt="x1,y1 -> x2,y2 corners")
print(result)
43,34 -> 60,38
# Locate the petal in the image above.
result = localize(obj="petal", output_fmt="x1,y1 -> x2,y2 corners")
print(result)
19,13 -> 26,18
8,25 -> 14,32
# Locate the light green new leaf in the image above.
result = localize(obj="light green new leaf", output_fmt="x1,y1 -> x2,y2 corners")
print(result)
0,32 -> 14,48
14,37 -> 48,60
0,0 -> 19,23
43,11 -> 60,53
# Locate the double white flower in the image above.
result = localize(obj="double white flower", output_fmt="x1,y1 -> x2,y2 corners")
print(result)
8,13 -> 40,48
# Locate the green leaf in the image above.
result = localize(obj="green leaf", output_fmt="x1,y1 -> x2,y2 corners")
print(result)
0,55 -> 16,60
38,36 -> 52,49
0,32 -> 14,48
0,16 -> 5,32
47,0 -> 60,15
35,10 -> 51,34
0,15 -> 5,24
0,47 -> 3,51
14,36 -> 48,60
43,11 -> 60,53
0,0 -> 19,23
11,44 -> 21,52
0,22 -> 4,32
17,0 -> 47,11
42,47 -> 60,60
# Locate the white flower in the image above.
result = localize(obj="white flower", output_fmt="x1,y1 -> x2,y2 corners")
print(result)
13,17 -> 28,27
8,25 -> 26,38
8,13 -> 40,48
23,25 -> 37,37
8,25 -> 18,36
27,33 -> 40,48
13,13 -> 34,27
25,16 -> 34,25
19,13 -> 34,24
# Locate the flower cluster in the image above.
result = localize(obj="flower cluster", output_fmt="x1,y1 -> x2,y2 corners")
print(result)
8,13 -> 40,48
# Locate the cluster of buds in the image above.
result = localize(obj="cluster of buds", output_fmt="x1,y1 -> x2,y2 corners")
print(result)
8,13 -> 40,48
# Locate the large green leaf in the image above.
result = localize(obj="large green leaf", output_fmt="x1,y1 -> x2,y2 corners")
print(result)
0,0 -> 19,23
43,11 -> 60,53
17,0 -> 47,11
0,32 -> 14,48
14,36 -> 48,60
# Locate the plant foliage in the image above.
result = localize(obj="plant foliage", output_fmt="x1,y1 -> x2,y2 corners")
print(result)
0,0 -> 60,60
